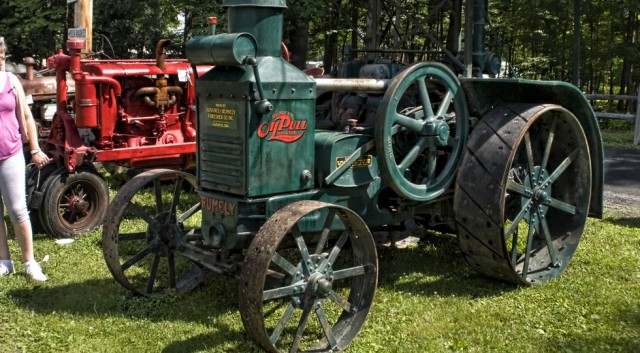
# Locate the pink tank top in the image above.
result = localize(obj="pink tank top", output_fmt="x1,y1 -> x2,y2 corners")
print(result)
0,73 -> 22,160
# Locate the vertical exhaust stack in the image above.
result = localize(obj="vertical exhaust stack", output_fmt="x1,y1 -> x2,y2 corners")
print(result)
224,0 -> 286,58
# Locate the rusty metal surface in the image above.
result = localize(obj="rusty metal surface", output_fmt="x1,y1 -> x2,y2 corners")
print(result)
239,200 -> 378,353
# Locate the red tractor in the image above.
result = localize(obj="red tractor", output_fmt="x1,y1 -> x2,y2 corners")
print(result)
27,38 -> 211,237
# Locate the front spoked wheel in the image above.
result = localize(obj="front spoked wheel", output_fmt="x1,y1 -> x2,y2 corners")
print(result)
239,201 -> 378,353
102,169 -> 204,296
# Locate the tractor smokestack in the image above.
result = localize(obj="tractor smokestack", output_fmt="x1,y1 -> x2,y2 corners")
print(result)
223,0 -> 286,57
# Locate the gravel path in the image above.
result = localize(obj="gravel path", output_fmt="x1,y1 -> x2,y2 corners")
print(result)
604,147 -> 640,217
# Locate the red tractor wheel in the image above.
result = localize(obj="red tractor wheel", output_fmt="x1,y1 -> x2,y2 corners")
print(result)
41,165 -> 109,238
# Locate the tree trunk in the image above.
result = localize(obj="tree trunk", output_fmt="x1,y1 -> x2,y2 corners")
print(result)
364,0 -> 380,60
288,21 -> 309,70
182,9 -> 193,56
446,0 -> 462,54
617,9 -> 636,111
323,31 -> 338,75
571,0 -> 581,86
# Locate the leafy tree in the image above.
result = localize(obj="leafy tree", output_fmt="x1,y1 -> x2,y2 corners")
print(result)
0,0 -> 66,67
92,0 -> 183,58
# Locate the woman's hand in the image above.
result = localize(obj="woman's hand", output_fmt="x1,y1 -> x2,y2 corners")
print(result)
31,149 -> 52,169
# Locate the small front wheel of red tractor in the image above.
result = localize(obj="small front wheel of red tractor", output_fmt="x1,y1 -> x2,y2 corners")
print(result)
42,165 -> 110,238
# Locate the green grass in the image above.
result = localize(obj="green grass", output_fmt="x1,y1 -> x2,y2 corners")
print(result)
599,119 -> 639,149
1,208 -> 637,353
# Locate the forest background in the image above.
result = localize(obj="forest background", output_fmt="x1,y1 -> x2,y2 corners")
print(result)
0,0 -> 639,100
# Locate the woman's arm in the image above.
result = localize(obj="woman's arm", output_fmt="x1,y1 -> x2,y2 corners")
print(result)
10,73 -> 51,167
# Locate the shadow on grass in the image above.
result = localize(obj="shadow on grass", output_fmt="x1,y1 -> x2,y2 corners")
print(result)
542,305 -> 640,352
161,329 -> 261,353
376,231 -> 516,299
602,215 -> 640,228
5,272 -> 239,326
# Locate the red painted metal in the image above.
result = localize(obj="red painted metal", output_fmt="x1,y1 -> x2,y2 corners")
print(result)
44,38 -> 212,172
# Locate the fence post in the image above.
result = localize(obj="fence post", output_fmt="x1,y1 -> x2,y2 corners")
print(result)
635,84 -> 640,145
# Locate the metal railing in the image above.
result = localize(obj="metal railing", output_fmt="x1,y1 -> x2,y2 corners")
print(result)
586,87 -> 640,145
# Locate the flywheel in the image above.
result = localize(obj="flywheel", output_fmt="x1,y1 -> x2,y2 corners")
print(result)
375,62 -> 469,201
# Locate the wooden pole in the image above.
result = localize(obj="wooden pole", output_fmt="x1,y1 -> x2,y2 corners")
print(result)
74,0 -> 92,53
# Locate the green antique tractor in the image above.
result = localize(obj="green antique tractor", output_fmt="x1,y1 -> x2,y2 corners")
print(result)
101,1 -> 604,352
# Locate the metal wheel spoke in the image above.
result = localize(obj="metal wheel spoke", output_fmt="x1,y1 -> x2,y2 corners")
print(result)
545,196 -> 577,215
289,303 -> 313,353
504,199 -> 533,241
537,209 -> 561,266
436,90 -> 454,117
426,149 -> 437,181
316,305 -> 338,350
269,303 -> 296,346
521,215 -> 537,279
510,228 -> 519,267
146,254 -> 160,294
315,209 -> 336,254
506,180 -> 531,197
524,132 -> 537,184
292,225 -> 313,276
153,179 -> 163,213
128,202 -> 159,227
262,282 -> 305,301
417,78 -> 435,118
546,149 -> 580,184
332,263 -> 373,281
540,115 -> 558,173
398,137 -> 429,171
170,176 -> 184,217
390,124 -> 402,136
177,203 -> 202,223
328,290 -> 357,314
317,231 -> 349,273
118,232 -> 147,242
121,239 -> 158,272
272,252 -> 298,276
394,113 -> 425,133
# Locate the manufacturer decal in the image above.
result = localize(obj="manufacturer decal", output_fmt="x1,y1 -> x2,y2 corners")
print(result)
336,155 -> 373,168
201,197 -> 237,217
206,102 -> 238,129
257,111 -> 307,143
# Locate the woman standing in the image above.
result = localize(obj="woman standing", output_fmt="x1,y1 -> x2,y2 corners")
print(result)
0,37 -> 51,281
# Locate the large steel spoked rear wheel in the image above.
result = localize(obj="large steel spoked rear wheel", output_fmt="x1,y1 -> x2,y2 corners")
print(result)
375,62 -> 468,201
239,201 -> 378,353
455,104 -> 592,285
102,169 -> 204,296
